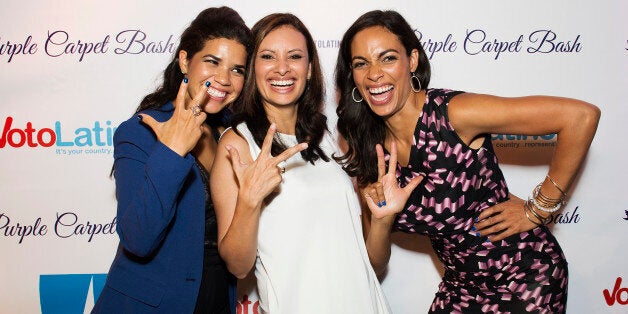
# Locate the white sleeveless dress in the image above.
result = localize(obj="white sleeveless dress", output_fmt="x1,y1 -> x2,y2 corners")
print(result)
236,123 -> 390,314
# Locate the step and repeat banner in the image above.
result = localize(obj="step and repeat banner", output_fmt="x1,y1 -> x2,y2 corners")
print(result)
1,1 -> 626,313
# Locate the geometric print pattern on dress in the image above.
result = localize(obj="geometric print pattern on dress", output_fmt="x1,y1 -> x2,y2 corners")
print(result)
390,89 -> 568,313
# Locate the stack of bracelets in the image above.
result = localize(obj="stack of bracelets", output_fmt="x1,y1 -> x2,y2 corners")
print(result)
523,175 -> 567,226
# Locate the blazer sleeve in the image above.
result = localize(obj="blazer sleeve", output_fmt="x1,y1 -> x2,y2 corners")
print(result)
112,115 -> 195,257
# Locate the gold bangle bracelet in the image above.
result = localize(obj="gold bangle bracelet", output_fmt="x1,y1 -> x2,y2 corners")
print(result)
527,199 -> 552,225
523,200 -> 544,226
546,175 -> 567,196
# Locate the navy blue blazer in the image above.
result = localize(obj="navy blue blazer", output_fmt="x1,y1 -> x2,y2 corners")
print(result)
93,103 -> 220,313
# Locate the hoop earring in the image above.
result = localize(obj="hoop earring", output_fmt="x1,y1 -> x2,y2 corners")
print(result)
411,73 -> 422,93
352,87 -> 364,102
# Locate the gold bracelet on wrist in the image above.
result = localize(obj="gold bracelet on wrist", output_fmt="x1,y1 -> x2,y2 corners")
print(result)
546,175 -> 567,196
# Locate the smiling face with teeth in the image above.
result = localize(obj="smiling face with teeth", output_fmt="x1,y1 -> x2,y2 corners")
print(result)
254,25 -> 312,111
350,26 -> 419,118
179,37 -> 247,114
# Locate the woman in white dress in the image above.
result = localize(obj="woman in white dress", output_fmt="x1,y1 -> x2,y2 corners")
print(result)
210,13 -> 391,314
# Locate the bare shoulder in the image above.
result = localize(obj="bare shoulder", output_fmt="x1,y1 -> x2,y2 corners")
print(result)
449,92 -> 507,111
216,127 -> 253,162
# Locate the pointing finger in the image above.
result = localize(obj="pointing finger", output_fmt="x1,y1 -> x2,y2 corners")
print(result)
388,141 -> 398,175
403,174 -> 423,195
225,144 -> 247,178
376,144 -> 386,180
260,123 -> 277,157
191,81 -> 211,109
138,114 -> 159,132
173,78 -> 189,113
274,142 -> 308,164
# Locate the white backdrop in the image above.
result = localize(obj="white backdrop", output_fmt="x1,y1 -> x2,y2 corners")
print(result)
1,1 -> 626,313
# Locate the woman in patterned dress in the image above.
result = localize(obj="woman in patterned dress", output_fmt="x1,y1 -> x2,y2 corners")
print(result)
334,10 -> 600,314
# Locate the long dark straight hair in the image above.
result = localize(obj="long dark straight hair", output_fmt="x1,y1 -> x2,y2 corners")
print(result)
334,10 -> 431,186
230,13 -> 329,164
137,6 -> 252,127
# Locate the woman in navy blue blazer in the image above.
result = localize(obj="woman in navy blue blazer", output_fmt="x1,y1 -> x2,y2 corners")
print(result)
92,7 -> 252,313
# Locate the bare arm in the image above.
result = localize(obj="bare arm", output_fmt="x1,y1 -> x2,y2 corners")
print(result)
210,129 -> 260,279
362,208 -> 395,276
210,124 -> 308,278
450,93 -> 600,240
362,142 -> 423,274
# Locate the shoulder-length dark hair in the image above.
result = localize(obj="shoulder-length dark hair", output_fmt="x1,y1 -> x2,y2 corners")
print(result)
137,6 -> 252,128
230,13 -> 329,164
334,10 -> 431,186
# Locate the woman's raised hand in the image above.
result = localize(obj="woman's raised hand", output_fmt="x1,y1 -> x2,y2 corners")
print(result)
226,123 -> 308,208
363,141 -> 423,220
139,80 -> 209,156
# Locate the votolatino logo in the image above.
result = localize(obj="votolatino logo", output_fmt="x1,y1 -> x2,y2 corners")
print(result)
603,277 -> 628,307
0,116 -> 116,155
40,273 -> 106,314
315,39 -> 340,49
491,133 -> 556,149
238,294 -> 261,314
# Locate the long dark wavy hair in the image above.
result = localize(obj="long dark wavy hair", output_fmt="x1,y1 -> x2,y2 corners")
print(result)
136,6 -> 252,128
334,10 -> 431,186
230,13 -> 329,164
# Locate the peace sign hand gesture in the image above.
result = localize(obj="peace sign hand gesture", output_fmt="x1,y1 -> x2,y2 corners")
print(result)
226,123 -> 308,209
139,79 -> 209,156
363,141 -> 423,220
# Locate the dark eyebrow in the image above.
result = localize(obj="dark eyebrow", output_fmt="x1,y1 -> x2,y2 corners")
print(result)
351,56 -> 367,62
202,53 -> 221,61
378,49 -> 399,58
351,49 -> 400,62
203,53 -> 246,69
288,48 -> 305,54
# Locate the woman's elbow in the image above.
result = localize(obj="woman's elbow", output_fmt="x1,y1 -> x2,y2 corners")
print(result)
231,268 -> 251,280
219,248 -> 253,279
225,260 -> 253,279
118,237 -> 156,258
578,102 -> 601,130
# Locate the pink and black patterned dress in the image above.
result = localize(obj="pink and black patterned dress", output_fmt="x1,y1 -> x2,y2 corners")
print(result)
391,89 -> 568,314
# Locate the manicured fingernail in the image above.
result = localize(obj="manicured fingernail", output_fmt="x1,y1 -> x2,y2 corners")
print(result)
475,232 -> 480,237
474,217 -> 479,222
205,81 -> 210,87
471,226 -> 476,231
137,115 -> 142,120
183,77 -> 189,83
485,238 -> 491,243
381,200 -> 386,206
377,202 -> 382,208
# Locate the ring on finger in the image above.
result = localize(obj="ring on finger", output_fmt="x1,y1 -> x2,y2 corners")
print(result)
191,105 -> 202,116
278,161 -> 287,174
